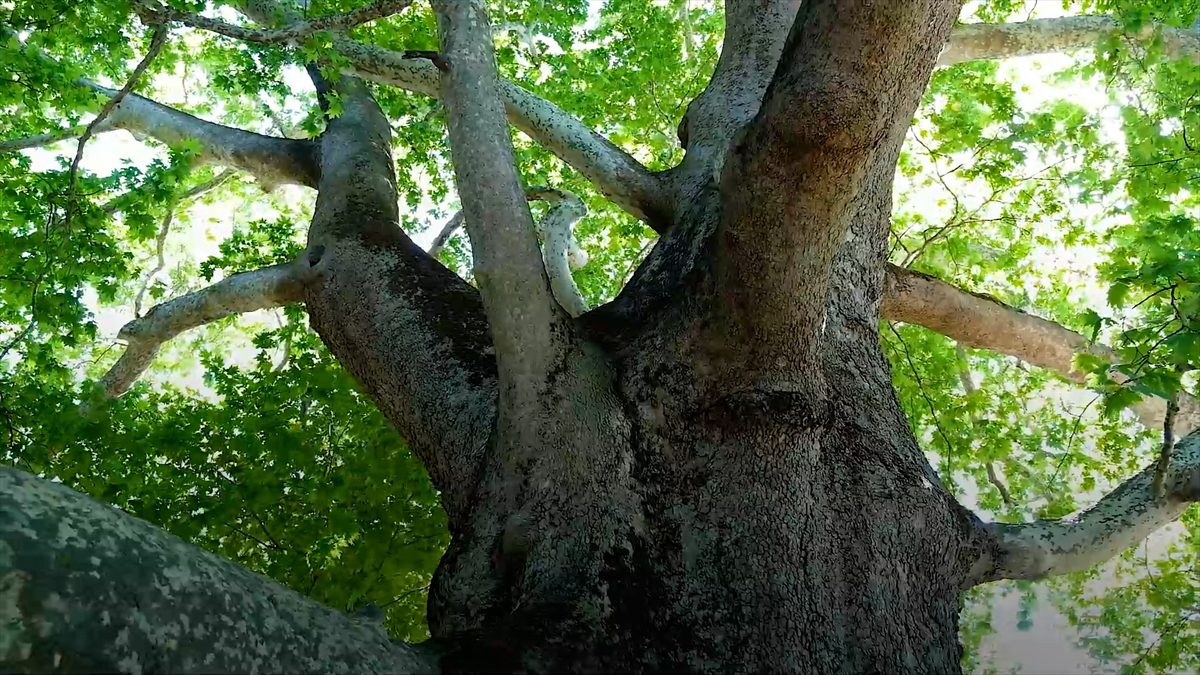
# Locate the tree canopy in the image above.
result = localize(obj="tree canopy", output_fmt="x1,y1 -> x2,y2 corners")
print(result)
2,0 -> 1199,671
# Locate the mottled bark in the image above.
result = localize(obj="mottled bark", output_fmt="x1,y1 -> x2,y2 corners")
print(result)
971,433 -> 1200,584
0,467 -> 435,674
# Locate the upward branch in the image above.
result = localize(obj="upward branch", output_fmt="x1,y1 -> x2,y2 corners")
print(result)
710,0 -> 960,387
970,432 -> 1200,585
432,0 -> 570,404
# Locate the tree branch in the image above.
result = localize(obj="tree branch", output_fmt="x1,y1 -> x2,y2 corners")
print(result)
79,81 -> 319,190
298,72 -> 498,525
224,0 -> 668,227
941,15 -> 1200,66
0,26 -> 318,189
0,466 -> 435,673
339,41 -> 668,227
528,187 -> 589,318
956,344 -> 1014,507
97,261 -> 306,398
429,188 -> 589,317
880,264 -> 1200,435
711,0 -> 960,385
133,0 -> 414,44
426,211 -> 465,258
668,0 -> 799,205
432,0 -> 569,403
132,170 -> 236,317
969,432 -> 1200,584
66,26 -> 169,229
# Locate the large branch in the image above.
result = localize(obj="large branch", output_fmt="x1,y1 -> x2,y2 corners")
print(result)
297,73 -> 498,526
79,81 -> 319,190
668,0 -> 799,207
969,432 -> 1200,584
941,15 -> 1200,66
432,0 -> 570,404
710,0 -> 960,385
0,466 -> 435,673
881,264 -> 1200,435
0,26 -> 317,189
97,262 -> 305,398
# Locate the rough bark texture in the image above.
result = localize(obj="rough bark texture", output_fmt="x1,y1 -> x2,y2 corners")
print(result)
10,1 -> 1200,673
0,467 -> 435,673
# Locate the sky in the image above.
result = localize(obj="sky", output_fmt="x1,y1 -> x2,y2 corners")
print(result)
14,1 -> 1195,672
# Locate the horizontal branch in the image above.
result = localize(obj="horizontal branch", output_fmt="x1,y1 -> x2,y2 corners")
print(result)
80,81 -> 319,190
134,0 -> 413,44
0,26 -> 318,189
970,431 -> 1200,584
98,262 -> 306,398
0,466 -> 435,672
881,264 -> 1200,435
0,126 -> 85,153
941,15 -> 1200,66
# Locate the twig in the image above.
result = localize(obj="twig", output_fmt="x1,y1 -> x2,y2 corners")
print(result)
132,171 -> 235,317
65,26 -> 169,230
955,345 -> 1015,506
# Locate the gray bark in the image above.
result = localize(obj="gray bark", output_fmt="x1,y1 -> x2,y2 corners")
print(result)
0,467 -> 435,674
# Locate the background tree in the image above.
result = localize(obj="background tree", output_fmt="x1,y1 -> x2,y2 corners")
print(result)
2,0 -> 1200,672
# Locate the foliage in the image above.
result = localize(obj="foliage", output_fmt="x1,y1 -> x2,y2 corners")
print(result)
1,0 -> 1198,670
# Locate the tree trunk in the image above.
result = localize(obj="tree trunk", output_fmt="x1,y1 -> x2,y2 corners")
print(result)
429,349 -> 982,673
268,2 -> 986,672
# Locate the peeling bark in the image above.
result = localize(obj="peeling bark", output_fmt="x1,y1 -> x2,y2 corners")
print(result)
0,467 -> 435,674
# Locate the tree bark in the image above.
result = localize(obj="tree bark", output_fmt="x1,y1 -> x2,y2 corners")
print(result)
0,467 -> 435,673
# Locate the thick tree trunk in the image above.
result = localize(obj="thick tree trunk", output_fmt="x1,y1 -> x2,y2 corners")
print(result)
296,3 -> 983,672
423,309 -> 982,672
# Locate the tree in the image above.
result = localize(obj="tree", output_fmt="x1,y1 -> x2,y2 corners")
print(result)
2,0 -> 1200,672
